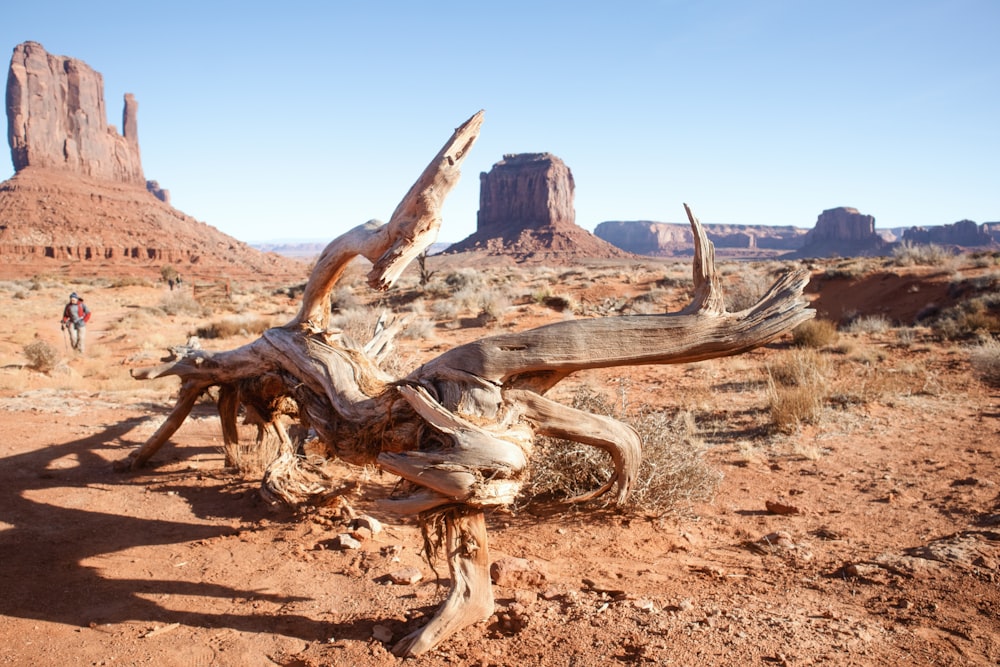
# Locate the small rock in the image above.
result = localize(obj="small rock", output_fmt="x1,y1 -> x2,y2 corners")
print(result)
765,500 -> 802,515
371,624 -> 393,643
514,589 -> 537,605
350,526 -> 373,542
763,531 -> 796,549
388,567 -> 423,585
633,598 -> 658,612
540,586 -> 563,600
334,534 -> 362,550
490,556 -> 547,588
354,515 -> 384,535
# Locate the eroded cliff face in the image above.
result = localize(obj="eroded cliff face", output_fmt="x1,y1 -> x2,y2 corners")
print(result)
794,207 -> 888,257
6,41 -> 143,184
0,42 -> 302,280
594,221 -> 809,257
476,153 -> 575,232
903,219 -> 995,247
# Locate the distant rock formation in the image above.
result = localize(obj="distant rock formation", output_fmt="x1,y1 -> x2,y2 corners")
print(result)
146,180 -> 170,204
445,153 -> 631,261
6,41 -> 144,184
902,220 -> 996,247
794,207 -> 887,258
594,221 -> 808,257
0,42 -> 302,280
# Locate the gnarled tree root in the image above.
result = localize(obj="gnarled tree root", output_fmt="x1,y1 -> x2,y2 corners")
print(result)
392,506 -> 493,657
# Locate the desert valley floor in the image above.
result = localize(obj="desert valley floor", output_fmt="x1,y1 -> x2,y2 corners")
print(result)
0,253 -> 997,666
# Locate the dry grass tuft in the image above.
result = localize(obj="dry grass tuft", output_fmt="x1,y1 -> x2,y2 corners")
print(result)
195,315 -> 272,339
522,385 -> 720,517
23,340 -> 59,373
970,338 -> 1000,387
792,319 -> 839,348
766,349 -> 830,432
843,314 -> 892,335
891,241 -> 954,267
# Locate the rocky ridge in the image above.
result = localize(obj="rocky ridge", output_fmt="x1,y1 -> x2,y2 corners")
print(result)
594,220 -> 808,258
902,219 -> 996,247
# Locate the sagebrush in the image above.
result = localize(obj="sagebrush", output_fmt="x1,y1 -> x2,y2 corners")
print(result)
520,385 -> 720,517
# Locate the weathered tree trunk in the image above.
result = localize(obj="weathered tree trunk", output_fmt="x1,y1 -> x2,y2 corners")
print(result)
120,111 -> 814,656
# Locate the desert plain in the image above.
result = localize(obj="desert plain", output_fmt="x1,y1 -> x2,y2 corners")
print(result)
0,250 -> 998,666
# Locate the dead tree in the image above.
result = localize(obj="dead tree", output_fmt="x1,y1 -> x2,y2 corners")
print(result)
120,110 -> 814,656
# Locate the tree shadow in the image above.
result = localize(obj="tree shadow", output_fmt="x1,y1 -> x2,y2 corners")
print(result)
0,412 -> 335,641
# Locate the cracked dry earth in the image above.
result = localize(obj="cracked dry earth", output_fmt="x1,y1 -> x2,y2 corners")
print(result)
1,270 -> 998,667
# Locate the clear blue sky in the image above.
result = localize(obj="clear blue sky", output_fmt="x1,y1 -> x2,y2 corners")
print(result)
3,1 -> 997,243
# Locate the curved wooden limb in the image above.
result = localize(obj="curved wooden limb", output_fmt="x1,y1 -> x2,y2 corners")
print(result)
412,210 -> 812,393
377,384 -> 529,511
681,203 -> 726,315
117,380 -> 208,470
292,111 -> 483,329
507,389 -> 641,504
368,110 -> 484,291
392,506 -> 493,657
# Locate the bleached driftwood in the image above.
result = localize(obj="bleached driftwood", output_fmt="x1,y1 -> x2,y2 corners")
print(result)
121,110 -> 814,656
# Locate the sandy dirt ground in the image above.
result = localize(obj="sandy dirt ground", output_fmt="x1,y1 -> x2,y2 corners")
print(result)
0,258 -> 998,666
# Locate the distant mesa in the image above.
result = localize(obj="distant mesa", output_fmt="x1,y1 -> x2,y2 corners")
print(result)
596,207 -> 998,260
594,220 -> 808,258
444,152 -> 633,261
791,207 -> 888,258
0,41 -> 302,280
902,219 -> 995,247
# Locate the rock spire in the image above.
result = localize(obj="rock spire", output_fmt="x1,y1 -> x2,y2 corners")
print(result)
6,41 -> 144,184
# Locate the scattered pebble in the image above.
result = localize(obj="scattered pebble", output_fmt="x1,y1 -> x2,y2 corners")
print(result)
333,534 -> 362,550
371,624 -> 393,643
388,567 -> 423,585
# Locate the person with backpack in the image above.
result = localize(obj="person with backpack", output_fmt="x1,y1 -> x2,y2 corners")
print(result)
60,292 -> 91,354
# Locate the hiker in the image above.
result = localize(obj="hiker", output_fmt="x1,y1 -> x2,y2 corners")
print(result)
60,292 -> 91,354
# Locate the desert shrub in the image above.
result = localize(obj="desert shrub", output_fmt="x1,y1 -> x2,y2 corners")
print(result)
894,327 -> 919,348
159,292 -> 205,316
477,287 -> 511,320
23,340 -> 58,373
330,285 -> 361,311
655,274 -> 693,289
108,276 -> 153,288
443,268 -> 485,292
891,241 -> 953,267
820,264 -> 866,280
430,299 -> 459,321
766,349 -> 829,432
926,293 -> 1000,341
160,265 -> 179,283
843,314 -> 892,335
329,307 -> 381,344
195,315 -> 272,339
724,270 -> 771,311
792,319 -> 839,348
540,293 -> 576,313
969,338 -> 1000,387
397,302 -> 435,341
521,386 -> 720,517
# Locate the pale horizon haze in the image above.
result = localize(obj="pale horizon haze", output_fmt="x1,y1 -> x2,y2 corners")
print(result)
2,1 -> 997,244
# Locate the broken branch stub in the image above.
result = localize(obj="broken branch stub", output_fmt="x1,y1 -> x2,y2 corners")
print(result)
123,111 -> 814,656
